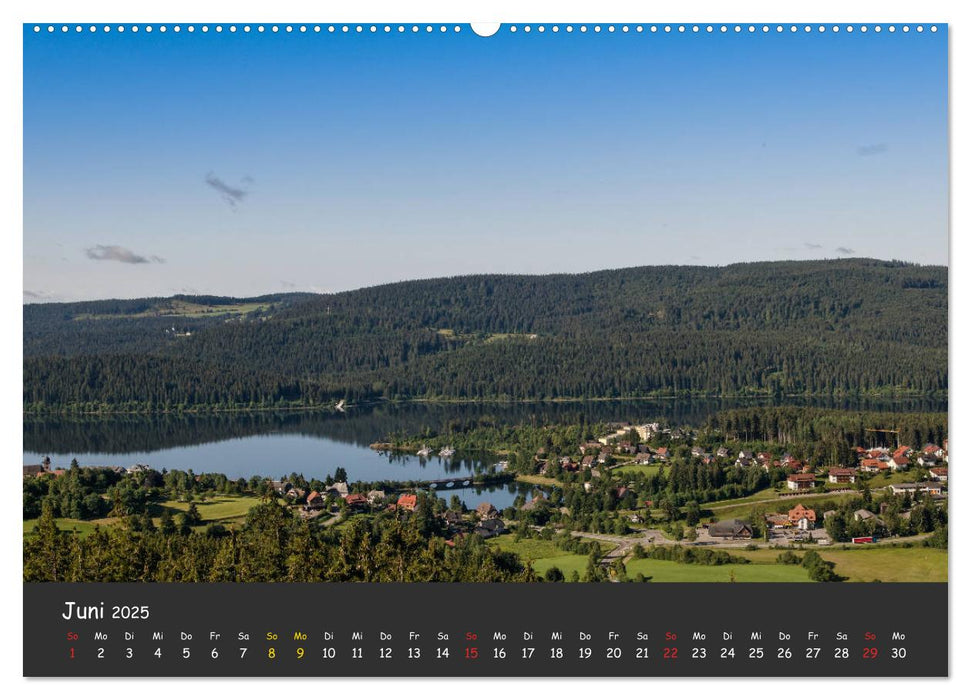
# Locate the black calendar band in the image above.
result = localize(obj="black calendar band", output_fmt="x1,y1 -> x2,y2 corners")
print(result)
24,582 -> 947,677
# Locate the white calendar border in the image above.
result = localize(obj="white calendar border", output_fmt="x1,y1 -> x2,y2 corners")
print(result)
1,0 -> 965,698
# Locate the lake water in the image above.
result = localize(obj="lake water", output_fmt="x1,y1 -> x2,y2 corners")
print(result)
23,397 -> 945,510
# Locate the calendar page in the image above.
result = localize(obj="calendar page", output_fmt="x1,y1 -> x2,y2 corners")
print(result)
21,19 -> 948,679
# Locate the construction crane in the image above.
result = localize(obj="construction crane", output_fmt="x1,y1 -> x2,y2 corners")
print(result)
864,428 -> 900,448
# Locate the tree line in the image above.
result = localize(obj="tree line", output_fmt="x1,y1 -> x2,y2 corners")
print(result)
24,259 -> 947,411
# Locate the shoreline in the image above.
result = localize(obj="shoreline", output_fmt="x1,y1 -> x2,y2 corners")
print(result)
22,392 -> 949,418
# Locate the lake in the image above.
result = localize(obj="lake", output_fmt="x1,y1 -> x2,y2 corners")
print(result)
23,397 -> 945,510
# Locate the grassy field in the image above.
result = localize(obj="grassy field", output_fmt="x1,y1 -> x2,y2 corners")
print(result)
434,329 -> 538,344
490,535 -> 592,579
515,474 -> 562,487
23,517 -> 113,537
624,558 -> 811,582
25,496 -> 276,538
158,495 -> 265,525
489,534 -> 571,561
702,488 -> 781,509
740,545 -> 947,582
861,470 -> 926,489
708,491 -> 860,521
612,463 -> 663,478
820,547 -> 947,582
76,300 -> 274,321
531,555 -> 589,579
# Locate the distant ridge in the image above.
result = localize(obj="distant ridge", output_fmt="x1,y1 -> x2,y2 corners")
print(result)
23,259 -> 947,411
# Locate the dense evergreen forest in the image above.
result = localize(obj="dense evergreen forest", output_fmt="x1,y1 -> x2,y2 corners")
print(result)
24,500 -> 536,583
24,259 -> 947,411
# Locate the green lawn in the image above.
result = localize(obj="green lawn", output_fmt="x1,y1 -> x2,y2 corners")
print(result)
515,474 -> 563,487
624,558 -> 811,582
490,535 -> 593,580
861,470 -> 925,489
612,464 -> 663,478
819,547 -> 947,582
708,491 -> 860,521
531,555 -> 589,580
739,545 -> 947,582
490,534 -> 571,561
702,488 -> 781,510
23,517 -> 111,537
158,495 -> 266,525
24,495 -> 268,538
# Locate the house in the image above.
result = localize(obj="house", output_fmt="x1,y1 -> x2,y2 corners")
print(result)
828,467 -> 857,484
23,464 -> 47,477
654,447 -> 670,461
860,459 -> 890,474
326,481 -> 349,498
894,445 -> 913,459
344,493 -> 368,509
127,463 -> 151,474
923,444 -> 945,458
888,479 -> 944,496
581,455 -> 596,468
691,446 -> 706,457
764,513 -> 790,529
735,457 -> 753,468
716,447 -> 730,459
397,493 -> 418,512
738,450 -> 754,460
787,459 -> 811,473
634,452 -> 653,465
788,504 -> 817,530
638,423 -> 661,440
757,452 -> 773,464
854,509 -> 885,525
476,502 -> 499,519
520,496 -> 546,512
888,456 -> 909,471
786,473 -> 816,491
367,489 -> 386,505
305,491 -> 324,510
917,455 -> 939,469
269,479 -> 292,494
917,481 -> 945,496
708,519 -> 753,539
929,467 -> 948,482
473,518 -> 506,539
597,450 -> 611,465
285,487 -> 306,501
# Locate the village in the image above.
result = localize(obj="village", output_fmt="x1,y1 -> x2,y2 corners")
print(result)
23,415 -> 948,584
528,422 -> 948,545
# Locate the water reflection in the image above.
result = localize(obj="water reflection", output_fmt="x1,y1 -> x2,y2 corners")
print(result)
23,396 -> 946,456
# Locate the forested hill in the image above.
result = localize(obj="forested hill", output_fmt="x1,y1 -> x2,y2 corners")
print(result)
23,259 -> 948,410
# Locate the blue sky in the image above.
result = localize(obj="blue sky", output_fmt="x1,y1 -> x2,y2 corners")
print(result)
23,25 -> 948,301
